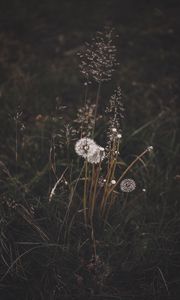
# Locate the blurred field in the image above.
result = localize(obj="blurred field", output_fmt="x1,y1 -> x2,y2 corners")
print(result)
0,1 -> 180,299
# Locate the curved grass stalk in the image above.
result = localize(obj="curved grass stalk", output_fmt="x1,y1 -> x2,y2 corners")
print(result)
102,148 -> 151,217
60,164 -> 85,239
49,167 -> 68,202
100,139 -> 119,213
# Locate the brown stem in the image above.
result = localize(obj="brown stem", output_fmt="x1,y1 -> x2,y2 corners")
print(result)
93,81 -> 101,136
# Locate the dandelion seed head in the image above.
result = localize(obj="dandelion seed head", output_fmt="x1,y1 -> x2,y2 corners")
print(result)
87,146 -> 105,164
75,138 -> 97,158
75,138 -> 105,164
99,146 -> 105,151
120,178 -> 136,193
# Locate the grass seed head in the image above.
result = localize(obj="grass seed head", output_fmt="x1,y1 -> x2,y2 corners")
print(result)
78,28 -> 118,83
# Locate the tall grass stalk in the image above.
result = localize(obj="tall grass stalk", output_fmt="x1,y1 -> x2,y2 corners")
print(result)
83,159 -> 88,224
101,147 -> 152,218
93,82 -> 101,135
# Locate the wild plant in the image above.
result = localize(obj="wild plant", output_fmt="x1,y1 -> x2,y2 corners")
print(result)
10,106 -> 25,166
49,29 -> 154,255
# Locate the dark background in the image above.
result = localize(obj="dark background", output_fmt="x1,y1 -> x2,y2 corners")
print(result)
0,0 -> 179,112
0,1 -> 180,299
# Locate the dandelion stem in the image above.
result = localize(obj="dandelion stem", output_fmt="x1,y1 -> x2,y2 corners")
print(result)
90,163 -> 101,221
89,164 -> 95,209
100,139 -> 117,214
83,159 -> 88,224
84,83 -> 88,106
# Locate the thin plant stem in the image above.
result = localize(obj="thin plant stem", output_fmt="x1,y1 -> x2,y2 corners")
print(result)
106,148 -> 150,200
83,159 -> 88,224
101,139 -> 120,216
111,139 -> 120,179
100,139 -> 117,213
91,225 -> 97,259
93,81 -> 101,136
102,148 -> 150,218
49,167 -> 68,202
84,83 -> 88,106
80,83 -> 89,138
89,163 -> 101,221
15,119 -> 18,165
121,192 -> 129,211
89,164 -> 95,209
40,127 -> 44,154
60,164 -> 85,241
104,189 -> 117,222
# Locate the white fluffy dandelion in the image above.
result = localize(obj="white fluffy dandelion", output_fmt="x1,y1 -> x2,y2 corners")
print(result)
87,146 -> 105,164
75,138 -> 97,159
120,178 -> 136,193
75,138 -> 105,164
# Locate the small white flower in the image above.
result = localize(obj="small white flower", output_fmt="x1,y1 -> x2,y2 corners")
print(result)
120,178 -> 136,193
98,177 -> 106,187
117,133 -> 122,139
112,128 -> 117,133
147,146 -> 153,152
142,188 -> 146,192
75,138 -> 97,158
111,179 -> 116,185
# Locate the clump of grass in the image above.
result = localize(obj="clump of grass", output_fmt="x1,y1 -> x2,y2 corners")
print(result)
76,31 -> 153,219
